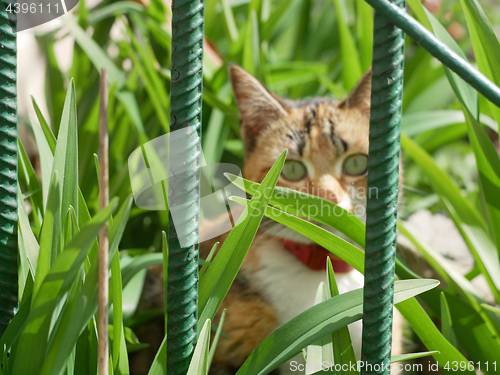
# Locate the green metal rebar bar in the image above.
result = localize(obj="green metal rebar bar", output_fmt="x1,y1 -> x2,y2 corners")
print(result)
361,1 -> 405,374
0,0 -> 17,337
365,0 -> 500,109
167,0 -> 204,374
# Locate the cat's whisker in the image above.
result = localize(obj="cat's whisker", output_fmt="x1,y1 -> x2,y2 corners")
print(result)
401,184 -> 427,195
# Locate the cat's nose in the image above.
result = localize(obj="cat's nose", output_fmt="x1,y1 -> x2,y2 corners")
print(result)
312,176 -> 341,204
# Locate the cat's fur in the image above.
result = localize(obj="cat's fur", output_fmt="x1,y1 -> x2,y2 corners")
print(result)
132,66 -> 405,375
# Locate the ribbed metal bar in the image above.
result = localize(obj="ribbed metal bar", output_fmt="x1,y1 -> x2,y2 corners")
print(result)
0,0 -> 17,337
365,0 -> 500,109
361,1 -> 405,374
167,0 -> 203,374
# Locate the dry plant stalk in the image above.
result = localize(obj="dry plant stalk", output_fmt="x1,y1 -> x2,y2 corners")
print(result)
98,68 -> 110,375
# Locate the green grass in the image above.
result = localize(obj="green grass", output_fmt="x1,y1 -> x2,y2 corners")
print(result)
5,0 -> 500,373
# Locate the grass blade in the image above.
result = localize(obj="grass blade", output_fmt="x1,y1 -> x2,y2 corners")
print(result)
305,282 -> 334,375
31,97 -> 56,152
0,295 -> 32,359
199,242 -> 219,279
18,190 -> 39,280
87,1 -> 144,24
11,201 -> 117,375
398,221 -> 481,298
230,196 -> 471,372
402,110 -> 497,137
120,253 -> 163,288
394,298 -> 474,374
261,0 -> 295,41
61,16 -> 126,87
481,304 -> 500,315
147,334 -> 167,375
440,292 -> 458,347
29,115 -> 54,208
225,173 -> 365,247
40,197 -> 133,375
187,319 -> 211,375
221,0 -> 239,42
116,91 -> 148,143
242,10 -> 260,76
198,151 -> 286,331
331,0 -> 362,90
111,254 -> 129,373
235,280 -> 439,375
459,0 -> 500,129
401,133 -> 500,303
18,138 -> 43,230
230,196 -> 364,273
121,41 -> 169,133
355,0 -> 373,71
327,259 -> 357,374
207,309 -> 226,369
123,18 -> 169,114
407,0 -> 479,118
390,351 -> 438,363
33,172 -> 61,299
51,80 -> 79,226
444,293 -> 500,372
162,230 -> 168,332
463,110 -> 500,263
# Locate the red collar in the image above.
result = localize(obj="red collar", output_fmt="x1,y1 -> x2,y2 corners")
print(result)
278,238 -> 353,273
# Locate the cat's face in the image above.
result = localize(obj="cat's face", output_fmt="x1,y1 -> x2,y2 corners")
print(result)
229,65 -> 372,231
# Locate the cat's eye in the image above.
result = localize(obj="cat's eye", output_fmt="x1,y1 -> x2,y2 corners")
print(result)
281,160 -> 307,181
343,154 -> 368,176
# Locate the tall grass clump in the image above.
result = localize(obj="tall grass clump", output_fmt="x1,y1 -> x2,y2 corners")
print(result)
3,0 -> 500,373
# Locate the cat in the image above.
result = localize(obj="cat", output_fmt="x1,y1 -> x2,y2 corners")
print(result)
131,65 -> 405,375
199,65 -> 403,374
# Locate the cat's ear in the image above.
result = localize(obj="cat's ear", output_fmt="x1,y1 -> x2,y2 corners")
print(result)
338,68 -> 371,117
229,65 -> 287,135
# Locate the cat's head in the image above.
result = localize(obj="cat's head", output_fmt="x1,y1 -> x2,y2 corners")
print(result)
229,65 -> 371,229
